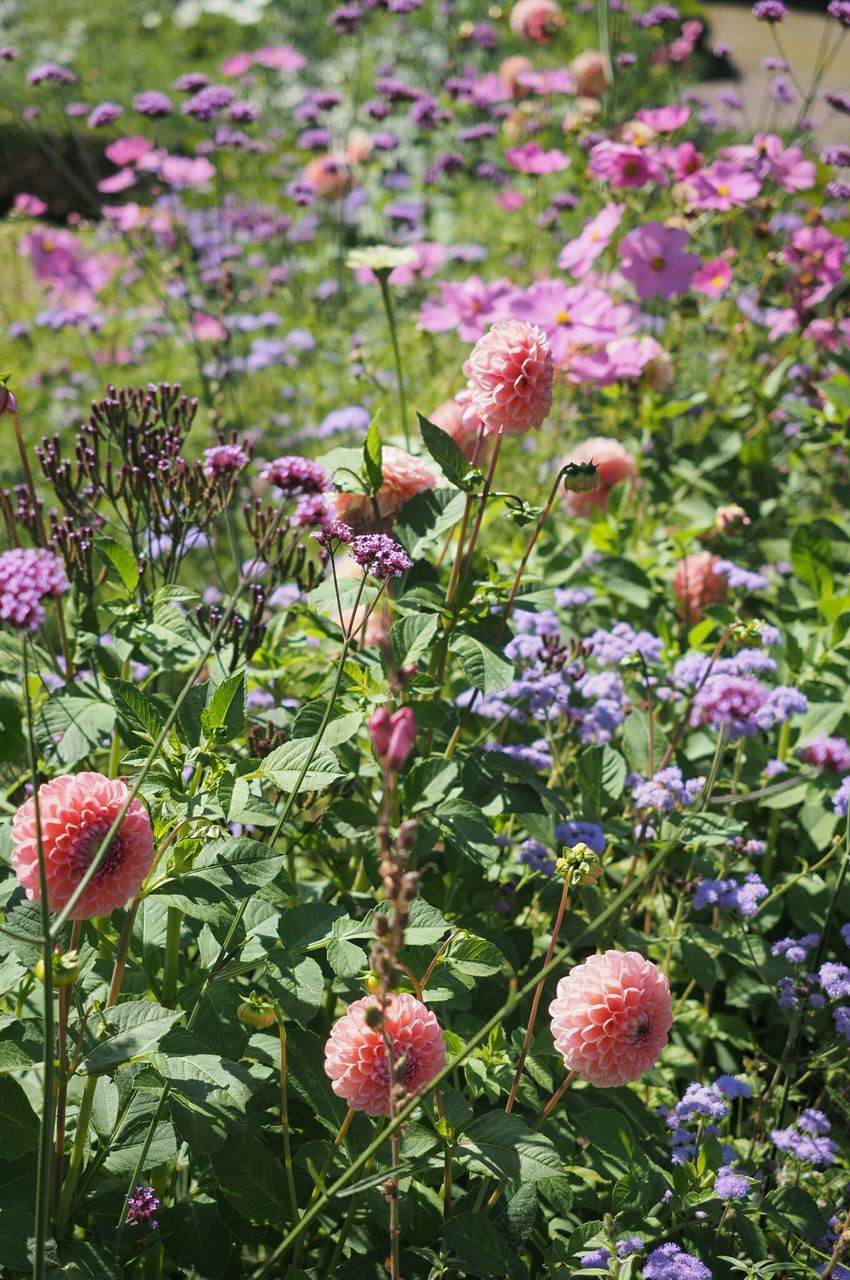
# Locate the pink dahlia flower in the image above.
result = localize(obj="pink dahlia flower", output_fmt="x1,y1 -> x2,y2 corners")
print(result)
509,0 -> 564,43
673,551 -> 728,623
549,950 -> 672,1088
303,152 -> 353,200
464,320 -> 554,435
11,772 -> 155,918
561,437 -> 637,516
571,49 -> 609,97
429,392 -> 487,462
324,993 -> 446,1115
331,446 -> 439,530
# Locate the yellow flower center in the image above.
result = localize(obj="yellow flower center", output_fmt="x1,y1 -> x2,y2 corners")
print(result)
650,256 -> 666,271
555,309 -> 571,324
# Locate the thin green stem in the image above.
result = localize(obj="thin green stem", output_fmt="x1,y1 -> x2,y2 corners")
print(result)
378,274 -> 409,449
275,1009 -> 299,1227
56,1075 -> 96,1232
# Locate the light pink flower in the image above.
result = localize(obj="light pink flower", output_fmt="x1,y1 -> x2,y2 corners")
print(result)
324,993 -> 446,1115
588,141 -> 668,189
429,392 -> 486,461
561,436 -> 637,515
12,773 -> 155,919
509,280 -> 619,363
464,319 -> 554,434
159,155 -> 216,188
619,221 -> 699,299
636,104 -> 690,132
97,169 -> 137,194
567,336 -> 665,388
673,551 -> 727,623
419,276 -> 513,343
509,0 -> 564,43
571,49 -> 608,97
219,52 -> 253,77
692,258 -> 732,297
549,950 -> 672,1088
504,142 -> 571,174
332,446 -> 439,529
105,136 -> 153,166
558,203 -> 624,278
191,311 -> 227,341
253,44 -> 305,71
13,193 -> 47,216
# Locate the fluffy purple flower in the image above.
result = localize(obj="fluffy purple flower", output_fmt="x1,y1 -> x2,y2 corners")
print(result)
28,62 -> 76,85
126,1185 -> 160,1230
555,820 -> 606,853
690,674 -> 806,738
833,777 -> 850,816
819,963 -> 850,999
715,1074 -> 752,1098
584,622 -> 663,666
800,735 -> 850,774
0,549 -> 69,632
133,91 -> 173,117
313,520 -> 353,550
828,0 -> 850,23
349,534 -> 412,579
643,1243 -> 711,1279
203,444 -> 249,478
772,934 -> 819,964
87,102 -> 123,129
617,1236 -> 643,1258
633,767 -> 704,813
834,1007 -> 850,1039
486,739 -> 554,771
580,1247 -> 612,1269
714,559 -> 769,592
715,1167 -> 750,1200
262,455 -> 331,495
771,1113 -> 836,1165
753,0 -> 787,17
173,72 -> 210,92
693,875 -> 768,917
842,924 -> 850,947
518,838 -> 556,875
182,85 -> 235,121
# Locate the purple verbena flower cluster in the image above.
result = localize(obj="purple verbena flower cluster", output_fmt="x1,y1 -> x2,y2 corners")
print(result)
0,548 -> 69,632
262,455 -> 331,495
349,533 -> 412,579
126,1185 -> 161,1230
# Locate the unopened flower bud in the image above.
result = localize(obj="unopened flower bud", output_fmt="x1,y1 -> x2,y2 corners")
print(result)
369,706 -> 416,772
714,503 -> 750,533
0,383 -> 17,416
364,972 -> 382,994
35,948 -> 79,987
562,460 -> 601,495
237,995 -> 277,1028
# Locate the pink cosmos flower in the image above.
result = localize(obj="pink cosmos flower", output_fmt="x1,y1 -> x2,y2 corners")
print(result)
561,437 -> 637,515
191,311 -> 228,341
549,950 -> 672,1088
666,140 -> 703,181
567,336 -> 666,387
558,203 -> 624,278
419,276 -> 512,343
571,49 -> 608,97
509,0 -> 564,43
219,52 -> 253,77
97,169 -> 136,194
691,160 -> 761,210
619,222 -> 699,299
464,320 -> 554,434
324,993 -> 446,1115
11,773 -> 155,919
159,155 -> 216,188
504,142 -> 571,174
332,446 -> 439,529
588,141 -> 669,189
726,135 -> 815,193
509,280 -> 619,363
782,225 -> 845,289
692,258 -> 732,297
429,391 -> 487,461
105,136 -> 153,166
635,105 -> 690,132
673,551 -> 727,623
496,190 -> 526,211
22,228 -> 111,298
13,193 -> 47,216
253,44 -> 305,71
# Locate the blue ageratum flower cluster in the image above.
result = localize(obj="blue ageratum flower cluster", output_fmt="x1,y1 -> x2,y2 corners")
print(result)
770,1108 -> 836,1166
662,1075 -> 751,1164
692,874 -> 769,916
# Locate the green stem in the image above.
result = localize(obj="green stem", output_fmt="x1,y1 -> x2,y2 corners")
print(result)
161,908 -> 182,1010
275,1010 -> 299,1226
378,274 -> 409,450
56,1074 -> 96,1232
23,642 -> 56,1280
763,718 -> 791,882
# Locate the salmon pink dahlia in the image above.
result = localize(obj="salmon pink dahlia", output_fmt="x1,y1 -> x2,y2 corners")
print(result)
673,551 -> 727,624
464,320 -> 554,435
429,391 -> 486,461
324,993 -> 446,1116
331,445 -> 439,530
509,0 -> 564,43
11,772 -> 155,918
561,437 -> 637,516
549,950 -> 672,1087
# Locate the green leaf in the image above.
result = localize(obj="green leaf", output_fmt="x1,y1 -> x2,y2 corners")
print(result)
163,1197 -> 235,1279
0,1077 -> 39,1157
96,537 -> 139,591
279,903 -> 344,953
790,524 -> 833,599
457,1113 -> 561,1183
575,1108 -> 636,1165
260,738 -> 344,794
622,710 -> 667,777
37,692 -> 115,768
107,678 -> 165,742
209,1129 -> 287,1223
78,1001 -> 183,1074
404,756 -> 460,812
390,614 -> 440,669
202,670 -> 246,744
194,835 -> 292,893
578,745 -> 627,816
418,412 -> 472,489
394,487 -> 467,558
678,812 -> 743,847
451,630 -> 514,695
290,703 -> 362,748
680,937 -> 718,992
763,1185 -> 829,1240
363,414 -> 383,493
266,954 -> 324,1027
442,1213 -> 509,1277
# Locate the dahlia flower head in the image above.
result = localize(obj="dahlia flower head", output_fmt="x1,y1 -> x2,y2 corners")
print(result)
549,950 -> 672,1087
12,772 -> 155,918
331,445 -> 439,530
673,551 -> 728,623
509,0 -> 564,43
561,437 -> 637,516
324,992 -> 446,1115
464,320 -> 554,436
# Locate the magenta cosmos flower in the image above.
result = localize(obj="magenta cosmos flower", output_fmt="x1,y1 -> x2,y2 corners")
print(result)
12,773 -> 155,918
509,281 -> 620,364
324,993 -> 446,1115
419,276 -> 512,343
691,160 -> 761,210
549,950 -> 672,1087
692,258 -> 733,297
464,319 -> 554,434
588,141 -> 668,189
619,222 -> 699,300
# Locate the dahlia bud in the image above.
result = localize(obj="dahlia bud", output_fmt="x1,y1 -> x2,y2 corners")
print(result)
35,948 -> 79,987
369,706 -> 416,772
237,995 -> 277,1028
555,841 -> 603,887
562,461 -> 601,495
0,379 -> 17,416
364,973 -> 382,994
714,503 -> 750,533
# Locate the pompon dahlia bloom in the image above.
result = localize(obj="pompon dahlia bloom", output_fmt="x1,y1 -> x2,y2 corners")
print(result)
464,320 -> 554,435
549,950 -> 672,1087
12,773 -> 155,918
561,437 -> 636,516
331,446 -> 439,529
429,392 -> 486,461
303,152 -> 354,199
571,49 -> 609,97
509,0 -> 564,43
324,993 -> 446,1115
673,551 -> 727,623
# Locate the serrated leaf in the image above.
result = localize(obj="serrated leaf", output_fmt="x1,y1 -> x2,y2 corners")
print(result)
107,677 -> 165,742
194,835 -> 291,892
162,1197 -> 234,1279
451,630 -> 514,695
78,1001 -> 184,1074
763,1185 -> 829,1239
790,524 -> 833,599
457,1113 -> 561,1183
96,537 -> 139,591
579,745 -> 627,816
210,1130 -> 286,1223
575,1109 -> 636,1165
394,487 -> 467,558
261,737 -> 344,793
202,670 -> 246,744
418,412 -> 472,488
390,614 -> 440,669
442,1213 -> 509,1277
266,954 -> 324,1027
363,414 -> 383,493
0,1077 -> 39,1157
